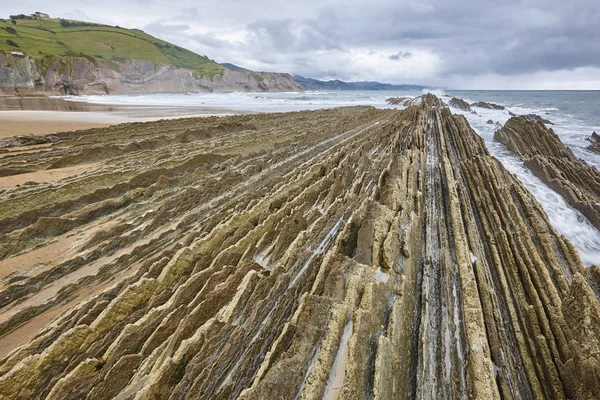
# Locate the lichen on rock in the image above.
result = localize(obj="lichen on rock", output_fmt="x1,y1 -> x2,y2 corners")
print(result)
0,99 -> 599,399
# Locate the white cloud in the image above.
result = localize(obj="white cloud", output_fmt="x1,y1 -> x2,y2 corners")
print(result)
6,0 -> 600,89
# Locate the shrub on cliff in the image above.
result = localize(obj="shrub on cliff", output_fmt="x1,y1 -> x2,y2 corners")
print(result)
59,19 -> 96,28
4,26 -> 16,34
6,39 -> 19,47
9,14 -> 33,20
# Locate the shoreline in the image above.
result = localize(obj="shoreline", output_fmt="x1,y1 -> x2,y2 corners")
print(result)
0,96 -> 247,138
0,111 -> 127,138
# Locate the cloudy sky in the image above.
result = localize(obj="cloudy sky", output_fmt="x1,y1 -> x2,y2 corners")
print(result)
4,0 -> 600,89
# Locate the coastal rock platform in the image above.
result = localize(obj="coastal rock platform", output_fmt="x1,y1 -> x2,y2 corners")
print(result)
0,101 -> 599,399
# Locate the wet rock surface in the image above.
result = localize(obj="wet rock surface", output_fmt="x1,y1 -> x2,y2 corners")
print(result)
0,134 -> 60,149
405,93 -> 447,107
495,116 -> 600,231
506,111 -> 552,124
385,97 -> 409,105
385,94 -> 447,108
523,113 -> 553,125
448,97 -> 472,112
586,131 -> 600,154
0,101 -> 599,399
470,101 -> 505,110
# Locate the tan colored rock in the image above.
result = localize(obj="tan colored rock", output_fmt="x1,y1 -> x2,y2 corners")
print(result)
495,116 -> 600,230
0,53 -> 304,95
0,100 -> 598,399
586,131 -> 600,154
448,97 -> 472,112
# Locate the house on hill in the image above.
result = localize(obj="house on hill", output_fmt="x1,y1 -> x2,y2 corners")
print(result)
32,12 -> 50,18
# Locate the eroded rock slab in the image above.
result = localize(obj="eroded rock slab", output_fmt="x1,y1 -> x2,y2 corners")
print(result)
495,116 -> 600,231
587,131 -> 600,154
471,101 -> 505,110
0,101 -> 599,399
449,97 -> 472,112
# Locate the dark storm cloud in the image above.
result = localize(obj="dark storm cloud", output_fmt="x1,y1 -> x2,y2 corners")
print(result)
207,0 -> 598,80
389,52 -> 413,60
10,0 -> 600,87
308,0 -> 600,76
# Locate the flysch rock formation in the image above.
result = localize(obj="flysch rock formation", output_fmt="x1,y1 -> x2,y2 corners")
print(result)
0,99 -> 600,399
470,101 -> 505,110
386,94 -> 447,108
385,97 -> 409,105
495,116 -> 600,232
0,53 -> 303,95
448,97 -> 472,112
586,131 -> 600,154
522,114 -> 553,125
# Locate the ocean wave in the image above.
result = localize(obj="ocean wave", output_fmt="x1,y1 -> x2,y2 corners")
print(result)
422,88 -> 446,98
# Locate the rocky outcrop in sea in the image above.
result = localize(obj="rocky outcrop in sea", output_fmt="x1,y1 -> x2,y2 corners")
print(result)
448,97 -> 472,112
523,113 -> 553,125
495,116 -> 600,231
470,101 -> 505,110
586,132 -> 600,154
385,97 -> 409,105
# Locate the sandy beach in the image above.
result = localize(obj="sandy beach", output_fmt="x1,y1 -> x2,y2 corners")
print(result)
0,96 -> 241,195
0,110 -> 236,138
0,110 -> 128,138
0,96 -> 241,138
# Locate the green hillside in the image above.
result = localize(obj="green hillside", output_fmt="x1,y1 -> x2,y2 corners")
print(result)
0,15 -> 225,78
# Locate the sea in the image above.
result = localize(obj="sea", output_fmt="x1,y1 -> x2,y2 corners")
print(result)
64,90 -> 600,265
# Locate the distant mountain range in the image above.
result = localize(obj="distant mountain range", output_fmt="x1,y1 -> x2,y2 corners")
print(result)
292,75 -> 428,91
218,64 -> 428,91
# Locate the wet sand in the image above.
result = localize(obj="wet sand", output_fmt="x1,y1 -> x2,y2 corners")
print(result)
0,111 -> 126,138
0,96 -> 246,138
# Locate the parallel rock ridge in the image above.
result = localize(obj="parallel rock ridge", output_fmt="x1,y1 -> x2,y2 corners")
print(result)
0,102 -> 599,399
470,101 -> 505,110
495,116 -> 600,231
386,94 -> 447,108
448,97 -> 472,112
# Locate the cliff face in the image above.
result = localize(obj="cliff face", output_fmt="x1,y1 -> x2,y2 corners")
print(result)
0,53 -> 303,95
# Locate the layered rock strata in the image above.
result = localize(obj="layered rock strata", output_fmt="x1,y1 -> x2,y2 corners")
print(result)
385,94 -> 446,108
586,132 -> 600,154
523,114 -> 553,125
495,116 -> 600,231
470,101 -> 505,110
0,102 -> 599,399
385,97 -> 409,105
0,53 -> 303,95
448,97 -> 472,112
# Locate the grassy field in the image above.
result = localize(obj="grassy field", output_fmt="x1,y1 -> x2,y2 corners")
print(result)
0,17 -> 225,79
